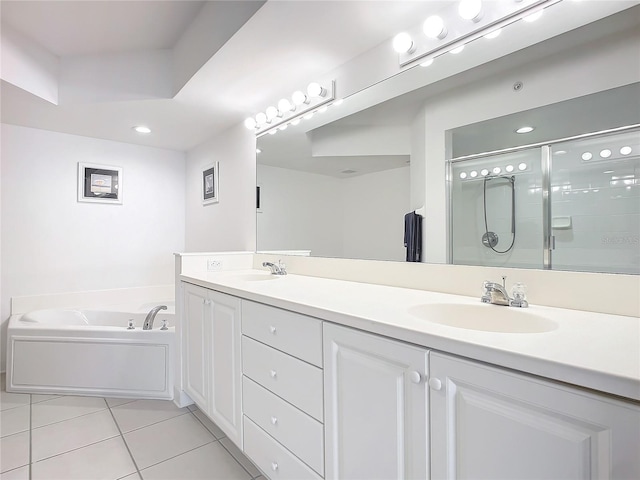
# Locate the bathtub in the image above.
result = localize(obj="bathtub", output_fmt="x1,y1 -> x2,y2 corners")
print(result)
6,305 -> 175,400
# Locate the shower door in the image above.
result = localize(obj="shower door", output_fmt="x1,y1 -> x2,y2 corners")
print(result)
450,148 -> 544,269
549,129 -> 640,274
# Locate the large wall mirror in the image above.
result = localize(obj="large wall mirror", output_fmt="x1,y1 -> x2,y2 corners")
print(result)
257,3 -> 640,274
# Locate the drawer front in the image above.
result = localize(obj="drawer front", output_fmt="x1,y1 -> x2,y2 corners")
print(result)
242,300 -> 323,367
243,377 -> 324,476
243,417 -> 323,480
242,337 -> 323,421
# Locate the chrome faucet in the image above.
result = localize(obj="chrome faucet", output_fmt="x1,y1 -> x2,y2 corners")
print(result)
143,305 -> 168,330
262,260 -> 287,275
481,276 -> 528,308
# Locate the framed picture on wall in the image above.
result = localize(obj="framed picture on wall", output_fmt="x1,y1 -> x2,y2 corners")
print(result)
77,163 -> 123,204
202,162 -> 219,205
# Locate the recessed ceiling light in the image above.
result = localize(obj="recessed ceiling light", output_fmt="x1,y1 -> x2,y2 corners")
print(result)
133,126 -> 151,134
620,146 -> 632,155
599,149 -> 612,158
516,126 -> 534,134
459,172 -> 467,179
581,152 -> 593,161
505,165 -> 514,173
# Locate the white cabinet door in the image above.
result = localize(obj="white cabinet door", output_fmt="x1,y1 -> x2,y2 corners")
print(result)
430,352 -> 640,480
324,323 -> 429,480
208,290 -> 243,447
182,282 -> 210,411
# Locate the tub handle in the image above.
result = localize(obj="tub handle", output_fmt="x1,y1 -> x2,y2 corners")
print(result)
127,319 -> 135,330
160,319 -> 169,331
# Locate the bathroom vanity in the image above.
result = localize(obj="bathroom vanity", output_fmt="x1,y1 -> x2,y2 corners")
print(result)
177,268 -> 639,480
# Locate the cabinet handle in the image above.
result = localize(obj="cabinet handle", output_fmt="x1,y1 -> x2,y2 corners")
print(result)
270,369 -> 277,378
428,377 -> 442,391
269,325 -> 277,334
271,462 -> 279,472
271,416 -> 278,425
410,371 -> 422,384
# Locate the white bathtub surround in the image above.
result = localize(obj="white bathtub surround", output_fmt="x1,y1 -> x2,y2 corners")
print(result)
254,253 -> 640,318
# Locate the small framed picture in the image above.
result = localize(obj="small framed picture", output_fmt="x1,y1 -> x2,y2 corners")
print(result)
202,162 -> 219,205
77,163 -> 123,204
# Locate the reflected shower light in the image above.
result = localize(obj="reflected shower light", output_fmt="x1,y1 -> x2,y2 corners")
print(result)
470,170 -> 478,178
290,118 -> 301,126
581,152 -> 593,161
460,172 -> 468,179
133,126 -> 151,134
450,45 -> 465,54
603,170 -> 614,174
256,148 -> 261,154
555,150 -> 567,155
268,130 -> 277,135
420,58 -> 434,67
620,146 -> 632,155
333,99 -> 344,106
516,126 -> 534,134
505,165 -> 514,173
278,125 -> 287,131
518,163 -> 527,171
303,112 -> 314,120
523,9 -> 543,22
481,169 -> 489,176
318,106 -> 328,113
600,149 -> 612,158
552,186 -> 560,192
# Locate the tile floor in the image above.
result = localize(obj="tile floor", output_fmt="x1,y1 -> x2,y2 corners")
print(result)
1,374 -> 264,480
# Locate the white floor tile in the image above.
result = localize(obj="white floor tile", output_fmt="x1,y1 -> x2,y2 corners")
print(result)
0,465 -> 30,480
191,408 -> 225,439
31,436 -> 137,480
0,390 -> 31,411
31,394 -> 61,404
105,397 -> 137,408
117,474 -> 142,480
111,399 -> 188,433
220,437 -> 261,478
31,395 -> 107,428
1,405 -> 30,437
0,431 -> 30,473
125,413 -> 215,469
32,409 -> 120,462
140,442 -> 251,480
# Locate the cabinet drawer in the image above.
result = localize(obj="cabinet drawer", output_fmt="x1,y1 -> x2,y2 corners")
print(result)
242,300 -> 323,367
244,417 -> 322,480
243,376 -> 324,476
242,336 -> 323,421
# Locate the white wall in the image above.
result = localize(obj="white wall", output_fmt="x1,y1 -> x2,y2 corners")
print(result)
257,164 -> 409,261
185,123 -> 256,252
1,124 -> 186,370
421,24 -> 640,263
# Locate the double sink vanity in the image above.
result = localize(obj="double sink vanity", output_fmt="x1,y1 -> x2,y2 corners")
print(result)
175,258 -> 639,480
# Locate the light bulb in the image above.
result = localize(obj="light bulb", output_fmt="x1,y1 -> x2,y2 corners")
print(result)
458,0 -> 483,21
278,98 -> 293,115
524,10 -> 543,23
460,172 -> 467,179
581,152 -> 593,161
470,170 -> 478,178
292,90 -> 308,106
450,45 -> 465,54
307,82 -> 325,98
256,112 -> 267,126
420,58 -> 434,67
518,163 -> 527,171
393,32 -> 414,53
266,106 -> 279,121
600,149 -> 612,158
506,165 -> 514,173
620,146 -> 632,155
423,15 -> 447,39
493,167 -> 501,174
484,28 -> 502,39
481,169 -> 489,176
244,117 -> 257,130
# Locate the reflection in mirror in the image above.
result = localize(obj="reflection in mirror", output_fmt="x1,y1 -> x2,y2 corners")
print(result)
256,5 -> 640,274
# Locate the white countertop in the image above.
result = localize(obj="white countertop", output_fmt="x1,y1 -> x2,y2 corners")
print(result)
180,270 -> 640,402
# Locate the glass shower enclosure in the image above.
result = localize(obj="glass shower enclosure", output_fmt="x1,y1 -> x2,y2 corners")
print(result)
449,126 -> 640,274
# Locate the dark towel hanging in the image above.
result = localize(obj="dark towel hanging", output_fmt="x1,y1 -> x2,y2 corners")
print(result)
404,212 -> 422,262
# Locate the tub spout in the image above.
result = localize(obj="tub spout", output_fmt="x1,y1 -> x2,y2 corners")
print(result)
143,305 -> 167,330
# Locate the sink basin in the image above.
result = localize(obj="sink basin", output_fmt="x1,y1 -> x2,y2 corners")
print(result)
407,303 -> 558,333
227,273 -> 279,282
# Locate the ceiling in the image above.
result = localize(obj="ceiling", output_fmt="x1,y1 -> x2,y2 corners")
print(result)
0,0 -> 447,152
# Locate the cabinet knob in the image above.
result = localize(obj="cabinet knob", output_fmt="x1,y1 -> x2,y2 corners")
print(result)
270,370 -> 277,378
269,325 -> 277,334
410,371 -> 422,384
428,377 -> 442,391
271,416 -> 278,425
271,462 -> 279,472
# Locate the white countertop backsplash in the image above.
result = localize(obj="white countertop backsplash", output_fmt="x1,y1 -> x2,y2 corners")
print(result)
180,269 -> 640,402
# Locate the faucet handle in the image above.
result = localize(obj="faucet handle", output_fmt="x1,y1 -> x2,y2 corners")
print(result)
277,260 -> 287,275
510,282 -> 528,308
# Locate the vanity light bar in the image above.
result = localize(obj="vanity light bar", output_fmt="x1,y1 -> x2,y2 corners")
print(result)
395,0 -> 562,68
246,81 -> 336,137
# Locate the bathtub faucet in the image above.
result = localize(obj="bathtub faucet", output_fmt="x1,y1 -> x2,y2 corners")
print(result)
143,305 -> 168,330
